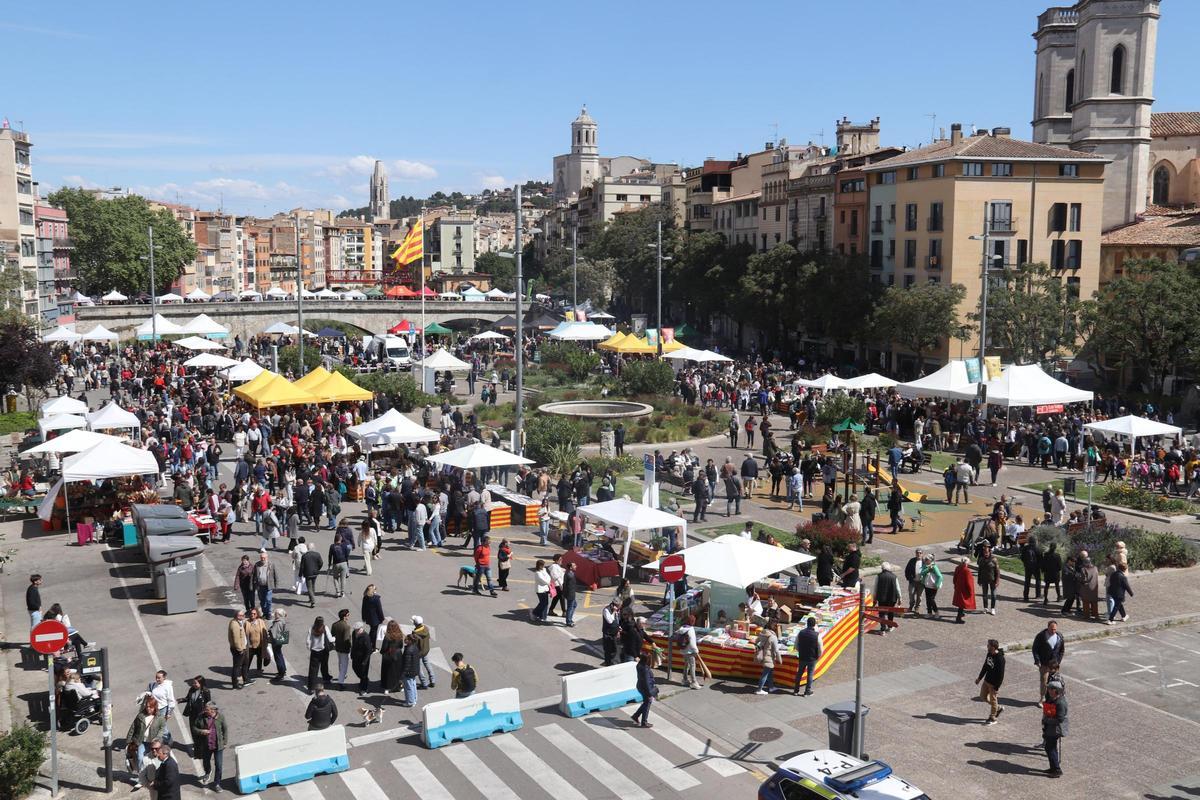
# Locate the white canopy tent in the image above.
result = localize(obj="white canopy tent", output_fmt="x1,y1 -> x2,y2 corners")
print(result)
646,533 -> 814,587
799,374 -> 849,391
438,291 -> 462,300
417,349 -> 472,370
101,289 -> 127,303
81,324 -> 119,342
38,413 -> 89,441
239,289 -> 263,301
42,326 -> 82,344
180,313 -> 229,338
220,359 -> 267,383
54,440 -> 161,530
41,395 -> 88,417
469,330 -> 508,341
424,442 -> 534,471
316,288 -> 338,299
261,321 -> 302,335
175,335 -> 226,351
265,286 -> 290,299
1084,415 -> 1181,453
183,352 -> 240,369
578,498 -> 690,579
588,311 -> 616,321
342,289 -> 367,300
185,288 -> 211,302
87,402 -> 141,432
843,373 -> 898,390
158,292 -> 184,304
346,408 -> 441,449
135,314 -> 186,339
70,291 -> 94,306
951,363 -> 1093,407
301,288 -> 317,300
484,287 -> 508,300
895,360 -> 973,400
546,321 -> 613,341
21,429 -> 121,457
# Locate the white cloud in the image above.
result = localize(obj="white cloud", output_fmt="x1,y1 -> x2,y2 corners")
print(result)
478,174 -> 508,190
392,160 -> 437,180
59,174 -> 102,189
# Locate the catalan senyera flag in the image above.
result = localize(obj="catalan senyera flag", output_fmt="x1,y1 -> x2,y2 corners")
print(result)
391,218 -> 424,265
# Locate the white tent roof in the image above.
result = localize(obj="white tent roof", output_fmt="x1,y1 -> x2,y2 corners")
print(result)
81,324 -> 119,341
662,346 -> 708,361
844,372 -> 898,390
588,311 -> 615,320
484,287 -> 508,298
87,402 -> 141,430
180,313 -> 229,337
346,408 -> 441,447
42,326 -> 82,343
895,360 -> 973,400
579,498 -> 688,534
39,414 -> 89,435
185,288 -> 211,301
1084,415 -> 1181,441
101,289 -> 127,302
301,288 -> 317,299
316,288 -> 338,299
262,321 -> 300,335
135,314 -> 186,338
62,439 -> 159,482
469,330 -> 508,341
342,290 -> 367,300
647,533 -> 814,587
220,359 -> 266,382
175,335 -> 225,351
158,292 -> 184,303
265,286 -> 290,297
799,374 -> 849,391
461,287 -> 486,299
70,291 -> 94,305
439,291 -> 462,299
547,321 -> 613,341
21,429 -> 121,456
239,289 -> 263,298
184,352 -> 240,369
424,442 -> 534,470
41,395 -> 88,416
417,348 -> 471,370
958,363 -> 1093,407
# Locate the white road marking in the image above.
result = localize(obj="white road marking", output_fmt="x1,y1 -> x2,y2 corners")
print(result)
339,767 -> 389,800
536,722 -> 651,800
621,706 -> 746,777
591,717 -> 702,790
286,782 -> 325,800
443,743 -> 521,800
490,735 -> 589,800
519,693 -> 562,711
1121,662 -> 1158,676
392,756 -> 454,800
348,724 -> 419,747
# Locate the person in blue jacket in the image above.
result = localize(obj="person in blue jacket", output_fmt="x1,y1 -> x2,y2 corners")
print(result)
631,652 -> 657,729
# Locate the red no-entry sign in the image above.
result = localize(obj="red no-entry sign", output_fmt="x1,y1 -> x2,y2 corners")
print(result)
661,553 -> 686,583
30,619 -> 69,655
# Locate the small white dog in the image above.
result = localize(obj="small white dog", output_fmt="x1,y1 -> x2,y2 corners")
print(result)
358,705 -> 385,725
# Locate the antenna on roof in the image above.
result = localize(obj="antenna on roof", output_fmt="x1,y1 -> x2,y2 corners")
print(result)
770,121 -> 779,146
925,113 -> 937,143
811,128 -> 825,145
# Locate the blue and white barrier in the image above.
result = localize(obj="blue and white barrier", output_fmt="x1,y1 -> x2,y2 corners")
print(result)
234,725 -> 348,794
560,661 -> 641,718
422,687 -> 522,749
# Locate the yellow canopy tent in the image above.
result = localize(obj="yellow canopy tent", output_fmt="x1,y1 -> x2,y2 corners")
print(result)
239,374 -> 319,409
292,366 -> 332,392
613,336 -> 656,354
306,371 -> 373,403
662,338 -> 687,353
233,369 -> 279,402
598,331 -> 628,351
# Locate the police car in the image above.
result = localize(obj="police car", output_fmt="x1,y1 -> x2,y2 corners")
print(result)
758,750 -> 929,800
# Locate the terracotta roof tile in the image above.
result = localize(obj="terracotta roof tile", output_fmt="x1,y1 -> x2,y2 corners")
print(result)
1101,212 -> 1200,247
864,134 -> 1105,170
1151,112 -> 1200,138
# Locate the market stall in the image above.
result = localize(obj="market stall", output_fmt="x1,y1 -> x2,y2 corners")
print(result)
220,359 -> 267,383
425,443 -> 534,534
642,534 -> 870,685
87,402 -> 141,434
1083,414 -> 1181,454
39,439 -> 160,532
485,484 -> 541,526
578,498 -> 688,579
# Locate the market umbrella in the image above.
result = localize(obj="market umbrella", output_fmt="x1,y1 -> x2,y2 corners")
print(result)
469,330 -> 508,341
175,335 -> 226,351
831,418 -> 865,433
424,322 -> 452,335
183,352 -> 240,369
424,442 -> 534,470
646,534 -> 813,587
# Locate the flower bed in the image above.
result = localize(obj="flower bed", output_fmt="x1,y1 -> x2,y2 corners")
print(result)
1097,482 -> 1195,515
1025,523 -> 1197,572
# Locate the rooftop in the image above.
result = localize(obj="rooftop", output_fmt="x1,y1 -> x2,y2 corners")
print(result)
1101,210 -> 1200,248
863,131 -> 1106,171
1151,112 -> 1200,138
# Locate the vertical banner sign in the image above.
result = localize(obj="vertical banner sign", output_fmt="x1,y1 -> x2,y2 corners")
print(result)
983,356 -> 1003,380
661,327 -> 675,344
630,314 -> 648,335
645,329 -> 659,348
964,358 -> 982,384
642,454 -> 659,508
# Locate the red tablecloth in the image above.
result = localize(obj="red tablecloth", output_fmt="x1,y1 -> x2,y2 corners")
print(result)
563,548 -> 621,589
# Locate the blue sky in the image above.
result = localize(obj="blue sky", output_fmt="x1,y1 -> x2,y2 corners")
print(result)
5,0 -> 1195,215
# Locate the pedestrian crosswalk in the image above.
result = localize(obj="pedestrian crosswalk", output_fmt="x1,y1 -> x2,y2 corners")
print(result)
248,707 -> 756,799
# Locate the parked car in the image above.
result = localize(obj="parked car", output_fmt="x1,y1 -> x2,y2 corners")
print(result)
758,751 -> 928,800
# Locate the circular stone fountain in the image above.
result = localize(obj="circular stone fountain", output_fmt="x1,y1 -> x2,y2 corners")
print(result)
537,400 -> 654,419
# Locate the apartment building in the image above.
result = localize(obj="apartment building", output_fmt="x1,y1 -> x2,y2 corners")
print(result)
0,126 -> 37,316
759,143 -> 806,252
430,216 -> 475,275
323,218 -> 373,285
34,203 -> 69,324
864,123 -> 1107,366
684,159 -> 734,233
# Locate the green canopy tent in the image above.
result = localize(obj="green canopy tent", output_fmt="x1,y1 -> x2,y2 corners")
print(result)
363,288 -> 384,299
831,418 -> 865,433
674,322 -> 700,339
424,322 -> 452,335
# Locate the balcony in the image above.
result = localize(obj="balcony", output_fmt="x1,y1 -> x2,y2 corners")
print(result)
812,209 -> 827,221
926,217 -> 944,232
53,237 -> 74,249
928,256 -> 942,270
989,218 -> 1016,234
870,220 -> 883,234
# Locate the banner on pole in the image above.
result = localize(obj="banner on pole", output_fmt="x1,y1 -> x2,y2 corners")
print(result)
964,358 -> 982,384
983,355 -> 1003,380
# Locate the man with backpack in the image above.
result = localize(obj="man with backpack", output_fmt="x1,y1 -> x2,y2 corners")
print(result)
450,653 -> 477,699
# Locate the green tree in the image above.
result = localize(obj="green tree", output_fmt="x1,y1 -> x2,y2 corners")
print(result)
277,344 -> 321,376
872,282 -> 967,368
529,242 -> 612,305
476,251 -> 515,292
738,244 -> 812,350
668,231 -> 744,326
0,264 -> 24,311
968,263 -> 1080,365
540,341 -> 600,380
47,188 -> 197,296
802,252 -> 883,352
1079,258 -> 1200,396
584,205 -> 675,312
0,316 -> 57,409
525,414 -> 583,466
619,360 -> 675,396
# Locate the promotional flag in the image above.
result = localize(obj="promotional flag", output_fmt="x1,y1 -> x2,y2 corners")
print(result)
984,355 -> 1003,380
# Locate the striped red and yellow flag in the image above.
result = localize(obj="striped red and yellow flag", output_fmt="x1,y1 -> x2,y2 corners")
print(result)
390,218 -> 424,264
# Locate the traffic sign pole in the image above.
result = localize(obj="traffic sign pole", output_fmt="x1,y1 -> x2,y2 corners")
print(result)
30,619 -> 69,797
46,655 -> 58,797
659,553 -> 686,682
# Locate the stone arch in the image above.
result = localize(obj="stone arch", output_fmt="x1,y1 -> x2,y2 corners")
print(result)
1110,45 -> 1125,95
1065,68 -> 1075,110
1151,160 -> 1176,206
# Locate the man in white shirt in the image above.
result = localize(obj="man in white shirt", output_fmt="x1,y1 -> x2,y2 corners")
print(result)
546,555 -> 566,618
147,670 -> 176,721
955,459 -> 975,504
409,500 -> 429,550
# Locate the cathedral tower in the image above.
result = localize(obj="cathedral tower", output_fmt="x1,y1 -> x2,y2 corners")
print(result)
370,160 -> 388,220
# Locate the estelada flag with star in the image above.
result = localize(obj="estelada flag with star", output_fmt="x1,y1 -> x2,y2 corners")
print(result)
390,218 -> 424,265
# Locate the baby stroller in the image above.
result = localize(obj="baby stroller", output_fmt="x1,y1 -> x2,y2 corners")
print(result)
59,688 -> 102,735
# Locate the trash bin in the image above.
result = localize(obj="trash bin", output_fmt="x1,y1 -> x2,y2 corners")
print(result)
163,560 -> 198,615
822,701 -> 869,754
1063,477 -> 1077,497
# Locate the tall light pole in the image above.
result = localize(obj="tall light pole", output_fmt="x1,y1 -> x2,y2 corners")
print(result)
295,214 -> 305,375
148,225 -> 157,343
646,220 -> 671,356
514,185 -> 525,455
572,224 -> 578,311
969,203 -> 1005,377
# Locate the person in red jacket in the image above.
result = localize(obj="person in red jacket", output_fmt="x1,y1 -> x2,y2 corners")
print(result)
472,536 -> 498,597
952,556 -> 977,624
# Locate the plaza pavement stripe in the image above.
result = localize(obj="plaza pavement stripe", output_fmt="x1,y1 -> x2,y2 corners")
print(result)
535,722 -> 651,800
590,716 -> 702,790
392,756 -> 455,800
286,782 -> 325,800
442,743 -> 521,799
339,768 -> 389,800
348,723 -> 420,747
620,709 -> 746,777
489,735 -> 590,800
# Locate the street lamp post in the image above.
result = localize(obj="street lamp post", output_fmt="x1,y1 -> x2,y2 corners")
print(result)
148,225 -> 157,343
515,185 -> 524,455
295,214 -> 305,375
646,221 -> 672,356
572,225 -> 578,311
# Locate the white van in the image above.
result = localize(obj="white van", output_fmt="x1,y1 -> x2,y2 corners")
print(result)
366,334 -> 412,369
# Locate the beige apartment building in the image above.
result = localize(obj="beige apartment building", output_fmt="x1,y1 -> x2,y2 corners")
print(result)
864,124 -> 1107,369
0,127 -> 38,316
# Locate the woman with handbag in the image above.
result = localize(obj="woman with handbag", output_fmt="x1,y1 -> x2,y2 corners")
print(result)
181,676 -> 211,724
531,560 -> 551,623
125,695 -> 164,788
754,622 -> 782,695
305,616 -> 334,693
919,554 -> 944,618
269,609 -> 289,683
